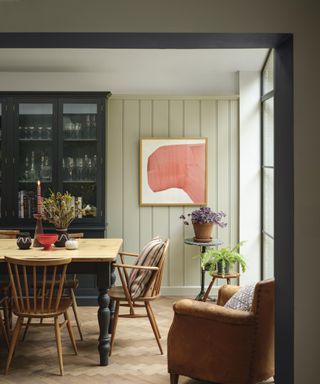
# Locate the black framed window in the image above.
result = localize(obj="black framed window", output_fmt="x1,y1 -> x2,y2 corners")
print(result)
261,50 -> 274,279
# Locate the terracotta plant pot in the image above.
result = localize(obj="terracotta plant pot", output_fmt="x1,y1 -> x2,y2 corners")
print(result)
193,222 -> 214,242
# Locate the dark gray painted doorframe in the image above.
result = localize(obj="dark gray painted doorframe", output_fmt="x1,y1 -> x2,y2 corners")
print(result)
0,32 -> 294,384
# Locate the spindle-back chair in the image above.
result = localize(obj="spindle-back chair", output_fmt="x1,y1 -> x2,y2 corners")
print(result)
109,239 -> 169,355
0,230 -> 20,340
4,256 -> 77,376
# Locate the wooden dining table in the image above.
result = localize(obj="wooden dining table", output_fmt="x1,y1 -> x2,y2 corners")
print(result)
0,238 -> 123,366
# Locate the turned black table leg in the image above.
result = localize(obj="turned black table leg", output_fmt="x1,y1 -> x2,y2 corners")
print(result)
108,262 -> 116,334
97,262 -> 111,366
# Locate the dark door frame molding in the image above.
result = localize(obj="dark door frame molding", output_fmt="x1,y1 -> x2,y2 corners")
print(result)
0,32 -> 294,384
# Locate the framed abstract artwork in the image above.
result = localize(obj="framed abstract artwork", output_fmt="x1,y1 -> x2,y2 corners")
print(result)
140,138 -> 207,206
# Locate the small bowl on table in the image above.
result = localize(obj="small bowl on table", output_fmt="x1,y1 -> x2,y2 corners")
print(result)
36,234 -> 58,250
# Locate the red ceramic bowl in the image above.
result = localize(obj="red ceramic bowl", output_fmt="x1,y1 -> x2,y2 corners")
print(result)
36,234 -> 58,250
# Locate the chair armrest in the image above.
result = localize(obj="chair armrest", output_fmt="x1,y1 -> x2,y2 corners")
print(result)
217,284 -> 241,306
174,299 -> 255,325
113,263 -> 159,271
119,251 -> 139,257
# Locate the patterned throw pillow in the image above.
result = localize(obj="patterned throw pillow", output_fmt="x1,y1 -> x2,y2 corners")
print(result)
224,283 -> 256,312
128,237 -> 165,299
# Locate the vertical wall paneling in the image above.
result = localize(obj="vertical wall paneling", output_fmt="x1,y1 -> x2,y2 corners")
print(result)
152,100 -> 170,285
200,99 -> 218,285
123,100 -> 140,252
107,99 -> 123,238
183,100 -> 202,286
217,100 -> 230,248
168,100 -> 184,286
139,100 -> 153,249
107,96 -> 239,294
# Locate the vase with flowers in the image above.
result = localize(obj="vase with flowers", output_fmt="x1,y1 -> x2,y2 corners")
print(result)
42,191 -> 82,247
180,207 -> 227,242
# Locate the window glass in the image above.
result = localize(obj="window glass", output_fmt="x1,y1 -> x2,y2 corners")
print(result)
263,168 -> 274,237
263,234 -> 274,279
263,98 -> 274,167
262,50 -> 274,94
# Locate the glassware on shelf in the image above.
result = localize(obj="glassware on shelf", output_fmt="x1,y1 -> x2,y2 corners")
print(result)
91,115 -> 96,138
29,151 -> 36,181
40,155 -> 51,181
45,126 -> 52,139
84,115 -> 91,138
74,123 -> 81,139
75,157 -> 84,180
66,157 -> 75,181
38,126 -> 43,139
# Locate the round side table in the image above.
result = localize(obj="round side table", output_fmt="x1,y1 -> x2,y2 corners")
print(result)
202,272 -> 240,302
184,238 -> 222,301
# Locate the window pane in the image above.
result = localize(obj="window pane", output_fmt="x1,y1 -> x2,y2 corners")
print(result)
263,97 -> 274,166
263,234 -> 274,279
263,168 -> 274,237
262,50 -> 274,94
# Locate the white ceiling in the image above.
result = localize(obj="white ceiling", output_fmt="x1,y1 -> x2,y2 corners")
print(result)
0,48 -> 268,95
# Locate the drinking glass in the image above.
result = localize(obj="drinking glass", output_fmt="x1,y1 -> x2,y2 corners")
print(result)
66,157 -> 74,181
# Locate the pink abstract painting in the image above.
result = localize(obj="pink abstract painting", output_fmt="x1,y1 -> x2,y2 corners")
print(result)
140,138 -> 207,206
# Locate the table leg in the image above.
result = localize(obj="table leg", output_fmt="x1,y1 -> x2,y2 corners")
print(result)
97,262 -> 112,366
108,263 -> 116,334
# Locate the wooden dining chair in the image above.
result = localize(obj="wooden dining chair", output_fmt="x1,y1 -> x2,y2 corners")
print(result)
0,295 -> 9,348
0,230 -> 20,338
109,238 -> 169,356
4,256 -> 77,376
22,232 -> 84,342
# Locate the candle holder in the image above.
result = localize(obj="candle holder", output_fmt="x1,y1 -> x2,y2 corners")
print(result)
33,213 -> 44,247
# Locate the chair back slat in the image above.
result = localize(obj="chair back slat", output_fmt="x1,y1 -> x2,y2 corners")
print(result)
41,266 -> 47,313
7,263 -> 20,313
33,266 -> 37,312
5,256 -> 72,316
47,266 -> 57,311
23,266 -> 30,312
14,264 -> 25,312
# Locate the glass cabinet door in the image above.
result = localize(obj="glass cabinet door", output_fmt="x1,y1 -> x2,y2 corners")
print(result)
61,102 -> 102,221
15,102 -> 56,219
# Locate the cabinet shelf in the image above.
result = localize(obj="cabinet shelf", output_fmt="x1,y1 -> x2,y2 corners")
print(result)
63,180 -> 96,183
19,180 -> 52,183
19,139 -> 53,142
63,138 -> 97,142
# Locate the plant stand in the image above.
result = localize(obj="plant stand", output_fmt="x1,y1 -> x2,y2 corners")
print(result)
184,238 -> 222,301
202,272 -> 240,302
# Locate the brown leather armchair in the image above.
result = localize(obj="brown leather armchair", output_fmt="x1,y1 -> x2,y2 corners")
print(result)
168,279 -> 274,384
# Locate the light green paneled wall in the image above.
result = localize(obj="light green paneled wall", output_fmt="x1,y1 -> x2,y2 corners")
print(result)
107,96 -> 239,289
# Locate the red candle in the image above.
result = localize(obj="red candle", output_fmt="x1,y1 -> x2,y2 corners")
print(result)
37,180 -> 41,214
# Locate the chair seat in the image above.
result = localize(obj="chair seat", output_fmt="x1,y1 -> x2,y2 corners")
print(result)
108,286 -> 159,301
13,297 -> 73,318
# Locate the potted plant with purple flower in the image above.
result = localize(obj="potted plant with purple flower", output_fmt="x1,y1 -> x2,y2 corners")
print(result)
180,207 -> 227,242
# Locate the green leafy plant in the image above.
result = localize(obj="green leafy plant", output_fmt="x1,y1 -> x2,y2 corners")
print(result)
42,191 -> 82,229
200,241 -> 247,275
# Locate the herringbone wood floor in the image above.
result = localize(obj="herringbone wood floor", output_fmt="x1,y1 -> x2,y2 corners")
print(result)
0,297 -> 274,383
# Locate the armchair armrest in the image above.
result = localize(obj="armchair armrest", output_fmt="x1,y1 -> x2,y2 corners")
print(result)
113,263 -> 159,271
119,251 -> 139,257
174,299 -> 255,325
217,284 -> 241,306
